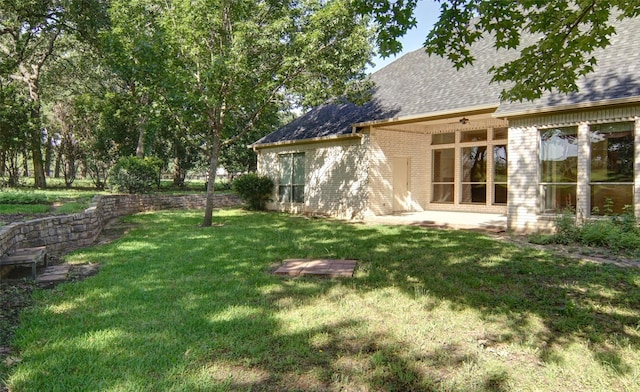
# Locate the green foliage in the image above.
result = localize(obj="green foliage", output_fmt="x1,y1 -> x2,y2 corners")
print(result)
554,209 -> 580,245
579,220 -> 618,248
534,206 -> 640,253
357,1 -> 640,101
107,156 -> 162,194
232,173 -> 274,210
0,191 -> 49,205
0,83 -> 31,186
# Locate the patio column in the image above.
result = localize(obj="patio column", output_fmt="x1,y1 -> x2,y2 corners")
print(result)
635,118 -> 640,221
576,123 -> 590,223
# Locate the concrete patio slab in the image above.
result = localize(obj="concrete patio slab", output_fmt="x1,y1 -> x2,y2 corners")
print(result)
362,210 -> 507,232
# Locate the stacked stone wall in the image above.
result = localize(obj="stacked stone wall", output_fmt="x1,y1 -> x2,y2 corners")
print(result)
0,193 -> 240,259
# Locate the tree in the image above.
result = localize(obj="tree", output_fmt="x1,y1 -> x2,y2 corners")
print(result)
98,0 -> 172,159
0,0 -> 108,187
356,0 -> 640,101
0,81 -> 30,186
161,0 -> 374,226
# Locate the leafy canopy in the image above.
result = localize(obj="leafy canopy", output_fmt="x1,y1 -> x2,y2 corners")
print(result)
357,0 -> 640,101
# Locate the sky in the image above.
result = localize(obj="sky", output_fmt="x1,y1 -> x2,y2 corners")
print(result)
367,0 -> 442,74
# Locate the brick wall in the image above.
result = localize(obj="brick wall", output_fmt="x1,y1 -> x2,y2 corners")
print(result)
257,136 -> 369,219
506,126 -> 550,233
0,193 -> 241,259
508,106 -> 640,233
367,128 -> 428,215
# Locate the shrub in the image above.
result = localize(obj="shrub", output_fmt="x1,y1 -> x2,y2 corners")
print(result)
579,220 -> 619,248
232,173 -> 274,210
108,156 -> 162,194
554,209 -> 580,244
528,233 -> 557,245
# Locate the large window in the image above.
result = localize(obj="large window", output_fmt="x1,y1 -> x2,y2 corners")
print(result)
461,146 -> 487,203
494,145 -> 507,204
590,122 -> 634,214
540,127 -> 578,213
432,148 -> 455,203
279,153 -> 305,203
431,128 -> 508,206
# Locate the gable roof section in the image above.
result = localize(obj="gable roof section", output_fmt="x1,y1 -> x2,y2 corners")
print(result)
496,16 -> 640,116
253,38 -> 512,146
255,16 -> 640,146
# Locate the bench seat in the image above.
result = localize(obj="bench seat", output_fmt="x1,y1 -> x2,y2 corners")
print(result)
0,246 -> 48,280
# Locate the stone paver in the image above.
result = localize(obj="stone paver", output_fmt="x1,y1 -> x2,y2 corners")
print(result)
36,264 -> 70,285
274,259 -> 357,278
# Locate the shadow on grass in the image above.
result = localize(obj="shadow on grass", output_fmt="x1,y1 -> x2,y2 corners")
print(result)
7,209 -> 640,391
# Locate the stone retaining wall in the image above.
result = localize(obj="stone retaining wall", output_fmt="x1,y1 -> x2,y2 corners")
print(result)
0,193 -> 241,259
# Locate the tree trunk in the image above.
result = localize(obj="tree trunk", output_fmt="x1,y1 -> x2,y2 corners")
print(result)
201,133 -> 221,227
44,134 -> 52,177
22,148 -> 29,177
136,126 -> 145,158
32,145 -> 46,188
173,156 -> 186,187
54,152 -> 61,178
29,107 -> 46,188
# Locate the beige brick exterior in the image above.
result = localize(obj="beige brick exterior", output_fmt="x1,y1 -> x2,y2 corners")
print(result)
256,105 -> 640,233
256,136 -> 369,219
366,128 -> 428,215
508,105 -> 640,233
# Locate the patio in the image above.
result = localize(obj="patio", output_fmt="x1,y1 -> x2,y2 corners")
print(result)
362,210 -> 507,232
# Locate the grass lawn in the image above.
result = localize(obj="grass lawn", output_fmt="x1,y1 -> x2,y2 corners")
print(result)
0,188 -> 99,223
4,209 -> 640,391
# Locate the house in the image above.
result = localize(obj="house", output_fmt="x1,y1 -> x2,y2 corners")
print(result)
251,17 -> 640,233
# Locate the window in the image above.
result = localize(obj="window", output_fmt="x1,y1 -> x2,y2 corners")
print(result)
540,127 -> 578,213
493,128 -> 508,140
279,153 -> 305,203
432,148 -> 455,202
430,127 -> 508,207
494,145 -> 507,204
590,122 -> 634,214
461,129 -> 487,142
432,132 -> 455,145
461,146 -> 487,203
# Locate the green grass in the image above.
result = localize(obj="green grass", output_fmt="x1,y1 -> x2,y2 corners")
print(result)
0,204 -> 52,214
0,189 -> 99,225
0,188 -> 99,205
5,209 -> 640,391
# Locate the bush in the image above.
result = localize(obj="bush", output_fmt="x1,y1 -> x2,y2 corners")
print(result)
232,173 -> 274,210
108,156 -> 162,194
554,209 -> 580,244
531,206 -> 640,254
579,220 -> 618,248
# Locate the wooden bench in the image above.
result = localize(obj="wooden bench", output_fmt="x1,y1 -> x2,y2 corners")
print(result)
0,246 -> 48,280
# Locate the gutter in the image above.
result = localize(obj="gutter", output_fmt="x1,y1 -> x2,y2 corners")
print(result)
352,104 -> 499,128
250,132 -> 362,151
493,96 -> 640,119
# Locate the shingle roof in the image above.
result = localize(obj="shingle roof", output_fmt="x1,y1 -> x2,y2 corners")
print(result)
496,16 -> 640,116
254,39 -> 512,146
254,16 -> 640,146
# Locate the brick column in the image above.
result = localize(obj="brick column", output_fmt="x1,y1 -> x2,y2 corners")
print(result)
635,118 -> 640,221
576,123 -> 590,223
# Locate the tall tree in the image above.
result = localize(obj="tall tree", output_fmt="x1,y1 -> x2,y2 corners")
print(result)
98,0 -> 170,158
0,0 -> 64,187
0,0 -> 108,187
356,0 -> 640,101
0,80 -> 30,186
162,0 -> 374,226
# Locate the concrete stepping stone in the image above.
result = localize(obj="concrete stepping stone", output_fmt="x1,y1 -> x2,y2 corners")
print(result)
274,259 -> 357,278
